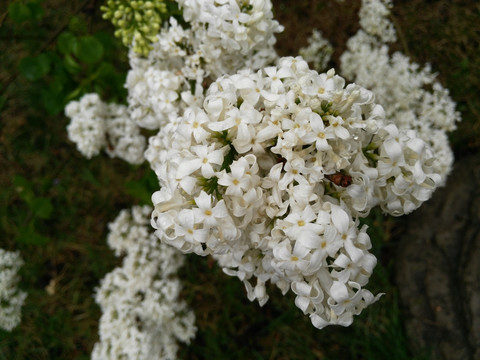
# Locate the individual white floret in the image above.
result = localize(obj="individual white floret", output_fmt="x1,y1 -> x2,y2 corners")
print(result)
0,249 -> 27,332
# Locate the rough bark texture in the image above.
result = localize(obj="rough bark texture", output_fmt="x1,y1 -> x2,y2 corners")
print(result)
395,154 -> 480,360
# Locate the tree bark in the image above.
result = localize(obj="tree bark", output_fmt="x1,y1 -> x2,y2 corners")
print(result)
395,154 -> 480,360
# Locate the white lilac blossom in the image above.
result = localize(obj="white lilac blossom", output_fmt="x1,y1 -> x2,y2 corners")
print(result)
66,93 -> 108,159
299,29 -> 333,72
0,249 -> 27,332
126,0 -> 283,130
177,0 -> 283,78
104,102 -> 147,165
149,56 -> 446,329
66,94 -> 146,164
92,206 -> 196,360
358,0 -> 396,43
341,0 -> 460,185
125,17 -> 206,130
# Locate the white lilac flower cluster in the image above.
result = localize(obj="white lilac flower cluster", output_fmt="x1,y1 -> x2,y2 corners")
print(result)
299,29 -> 333,72
150,55 -> 447,328
0,249 -> 27,332
358,0 -> 396,43
126,0 -> 283,131
66,93 -> 146,164
125,17 -> 207,131
92,206 -> 196,360
177,0 -> 283,77
61,0 -> 461,342
340,0 -> 461,184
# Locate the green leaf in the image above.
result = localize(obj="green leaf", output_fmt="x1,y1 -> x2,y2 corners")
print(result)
125,170 -> 158,205
94,31 -> 120,54
30,197 -> 53,219
65,88 -> 83,104
68,15 -> 88,35
63,54 -> 82,74
81,168 -> 101,187
95,62 -> 127,99
26,2 -> 44,21
8,2 -> 32,23
48,76 -> 64,95
16,227 -> 50,245
13,175 -> 34,204
57,32 -> 77,54
73,36 -> 104,64
19,54 -> 50,81
41,87 -> 64,115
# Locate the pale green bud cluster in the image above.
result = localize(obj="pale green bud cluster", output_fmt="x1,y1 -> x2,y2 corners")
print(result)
101,0 -> 167,56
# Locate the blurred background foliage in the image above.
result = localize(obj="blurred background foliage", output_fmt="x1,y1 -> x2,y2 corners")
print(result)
1,0 -> 479,359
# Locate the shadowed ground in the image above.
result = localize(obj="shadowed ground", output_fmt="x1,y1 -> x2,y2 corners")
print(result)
395,154 -> 480,360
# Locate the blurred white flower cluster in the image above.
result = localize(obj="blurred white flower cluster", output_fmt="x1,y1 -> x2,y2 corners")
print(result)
150,55 -> 449,328
0,249 -> 27,332
92,206 -> 196,360
299,29 -> 333,72
340,0 -> 460,183
358,0 -> 396,43
66,93 -> 146,164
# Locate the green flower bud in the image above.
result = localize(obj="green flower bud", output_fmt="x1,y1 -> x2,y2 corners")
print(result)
100,0 -> 169,56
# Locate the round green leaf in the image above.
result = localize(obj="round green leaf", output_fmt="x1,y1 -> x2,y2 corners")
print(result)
19,54 -> 50,81
26,2 -> 44,21
68,15 -> 88,35
8,2 -> 32,23
57,32 -> 77,54
73,36 -> 104,64
63,54 -> 82,74
31,197 -> 53,219
42,88 -> 64,115
16,227 -> 49,245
